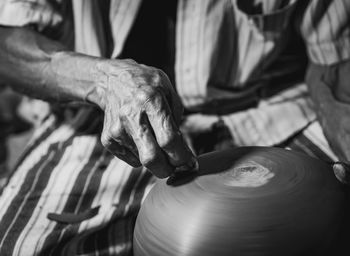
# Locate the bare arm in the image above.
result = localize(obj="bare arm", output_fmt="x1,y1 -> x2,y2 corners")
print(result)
0,27 -> 102,104
0,27 -> 196,178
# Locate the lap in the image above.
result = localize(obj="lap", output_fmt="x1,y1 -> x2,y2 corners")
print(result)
0,108 -> 337,256
0,109 -> 155,256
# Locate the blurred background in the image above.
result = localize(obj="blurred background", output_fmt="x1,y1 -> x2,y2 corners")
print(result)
0,85 -> 50,187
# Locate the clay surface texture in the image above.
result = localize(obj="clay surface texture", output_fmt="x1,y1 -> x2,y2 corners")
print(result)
134,147 -> 346,256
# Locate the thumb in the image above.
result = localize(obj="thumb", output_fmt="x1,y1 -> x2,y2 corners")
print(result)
333,162 -> 350,185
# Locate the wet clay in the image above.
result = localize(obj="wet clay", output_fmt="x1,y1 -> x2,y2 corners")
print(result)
134,147 -> 347,256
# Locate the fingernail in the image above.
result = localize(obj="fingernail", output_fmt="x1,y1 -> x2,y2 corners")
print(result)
333,162 -> 350,185
166,169 -> 197,186
175,157 -> 198,172
191,157 -> 199,171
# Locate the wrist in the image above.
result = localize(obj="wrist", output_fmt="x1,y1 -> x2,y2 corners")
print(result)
84,83 -> 106,109
91,58 -> 139,110
50,51 -> 107,108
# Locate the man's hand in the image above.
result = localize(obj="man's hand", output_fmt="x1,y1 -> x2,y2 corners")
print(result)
313,81 -> 350,162
95,59 -> 196,178
307,64 -> 350,163
0,27 -> 196,178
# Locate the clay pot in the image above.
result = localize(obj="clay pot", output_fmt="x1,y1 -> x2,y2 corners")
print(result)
134,147 -> 347,256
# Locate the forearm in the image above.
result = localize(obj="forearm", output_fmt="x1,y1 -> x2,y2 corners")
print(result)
0,27 -> 104,107
0,26 -> 196,176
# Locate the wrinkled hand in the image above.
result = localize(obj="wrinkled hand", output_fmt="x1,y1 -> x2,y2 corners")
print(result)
312,77 -> 350,163
96,59 -> 196,178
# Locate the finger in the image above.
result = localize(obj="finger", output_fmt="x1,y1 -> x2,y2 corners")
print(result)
154,69 -> 184,125
144,92 -> 197,170
333,162 -> 350,185
111,125 -> 140,161
101,132 -> 141,167
101,114 -> 141,167
125,113 -> 173,178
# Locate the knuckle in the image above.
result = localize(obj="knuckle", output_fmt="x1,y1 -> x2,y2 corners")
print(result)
159,132 -> 179,149
154,68 -> 164,77
151,69 -> 166,84
110,125 -> 123,137
118,69 -> 133,82
123,59 -> 137,64
140,150 -> 159,167
136,90 -> 151,102
100,133 -> 112,147
119,105 -> 133,117
137,89 -> 160,104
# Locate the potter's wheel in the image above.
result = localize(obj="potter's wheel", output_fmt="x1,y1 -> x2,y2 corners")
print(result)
134,147 -> 346,256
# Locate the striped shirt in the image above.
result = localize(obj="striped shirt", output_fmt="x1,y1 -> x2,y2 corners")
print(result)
0,1 -> 348,255
1,0 -> 350,146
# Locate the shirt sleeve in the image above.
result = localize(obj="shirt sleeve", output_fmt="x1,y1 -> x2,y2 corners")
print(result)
0,0 -> 62,31
299,0 -> 350,65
